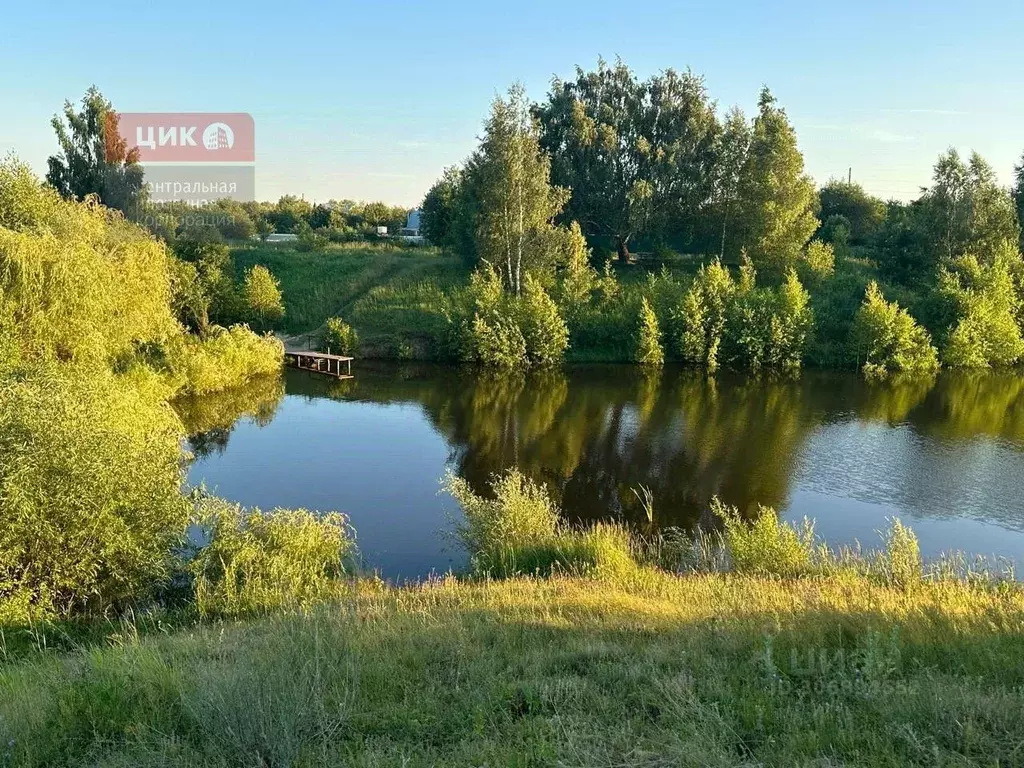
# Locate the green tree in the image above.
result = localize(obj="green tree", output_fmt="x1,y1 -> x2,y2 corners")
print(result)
1012,152 -> 1024,251
267,195 -> 312,234
800,240 -> 835,285
939,244 -> 1024,368
46,86 -> 146,216
727,267 -> 813,371
420,166 -> 465,247
469,84 -> 570,294
256,216 -> 274,241
536,59 -> 721,260
924,149 -> 1020,264
675,259 -> 736,370
852,281 -> 939,377
242,265 -> 285,329
818,180 -> 886,244
519,274 -> 569,365
635,297 -> 664,366
736,88 -> 819,274
712,107 -> 752,258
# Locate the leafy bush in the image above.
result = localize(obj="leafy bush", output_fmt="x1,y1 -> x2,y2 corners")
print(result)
462,268 -> 568,367
295,222 -> 328,252
879,517 -> 922,589
0,365 -> 188,620
518,274 -> 569,365
190,498 -> 355,617
819,214 -> 851,249
166,325 -> 283,395
0,159 -> 176,368
727,268 -> 813,371
675,259 -> 735,370
940,246 -> 1024,368
714,499 -> 816,578
635,297 -> 664,365
852,281 -> 938,377
242,264 -> 284,329
801,240 -> 836,284
319,317 -> 359,355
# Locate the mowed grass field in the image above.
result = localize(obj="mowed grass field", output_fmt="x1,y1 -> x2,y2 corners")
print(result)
232,242 -> 469,356
3,571 -> 1024,766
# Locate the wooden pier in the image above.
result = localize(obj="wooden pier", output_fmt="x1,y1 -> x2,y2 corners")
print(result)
284,348 -> 354,379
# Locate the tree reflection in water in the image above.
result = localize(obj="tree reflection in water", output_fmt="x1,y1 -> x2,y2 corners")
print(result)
192,364 -> 1024,532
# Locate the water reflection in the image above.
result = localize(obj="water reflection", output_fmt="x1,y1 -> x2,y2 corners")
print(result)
186,364 -> 1024,576
174,375 -> 285,458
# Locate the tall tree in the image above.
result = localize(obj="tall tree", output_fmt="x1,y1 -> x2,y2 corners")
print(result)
420,166 -> 464,248
924,149 -> 1020,263
711,107 -> 751,258
736,88 -> 819,274
468,84 -> 570,294
46,86 -> 146,216
1011,151 -> 1024,251
536,59 -> 720,260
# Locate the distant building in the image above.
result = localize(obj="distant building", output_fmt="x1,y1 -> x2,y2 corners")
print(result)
403,208 -> 422,236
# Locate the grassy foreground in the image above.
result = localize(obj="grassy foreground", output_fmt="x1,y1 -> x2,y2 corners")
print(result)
3,569 -> 1024,767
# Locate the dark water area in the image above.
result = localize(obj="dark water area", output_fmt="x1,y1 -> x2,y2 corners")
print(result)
179,364 -> 1024,580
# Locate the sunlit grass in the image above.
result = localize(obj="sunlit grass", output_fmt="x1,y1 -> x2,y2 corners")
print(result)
3,570 -> 1024,766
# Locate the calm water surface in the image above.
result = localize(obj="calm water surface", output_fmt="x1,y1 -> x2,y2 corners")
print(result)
179,364 -> 1024,579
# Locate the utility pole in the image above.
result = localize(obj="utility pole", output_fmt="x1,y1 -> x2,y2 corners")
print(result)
848,167 -> 852,185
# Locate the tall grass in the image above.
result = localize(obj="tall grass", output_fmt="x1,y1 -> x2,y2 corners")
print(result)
189,497 -> 356,617
4,567 -> 1024,766
446,470 -> 636,578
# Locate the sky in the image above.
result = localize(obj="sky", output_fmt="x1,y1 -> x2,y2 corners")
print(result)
1,0 -> 1022,207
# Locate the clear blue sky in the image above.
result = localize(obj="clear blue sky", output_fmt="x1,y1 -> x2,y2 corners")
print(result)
2,0 -> 1021,206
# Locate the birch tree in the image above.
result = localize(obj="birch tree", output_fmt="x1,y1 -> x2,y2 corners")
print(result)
471,85 -> 569,294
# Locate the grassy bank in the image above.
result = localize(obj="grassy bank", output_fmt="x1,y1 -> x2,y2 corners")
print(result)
232,242 -> 468,357
4,470 -> 1024,766
3,570 -> 1024,766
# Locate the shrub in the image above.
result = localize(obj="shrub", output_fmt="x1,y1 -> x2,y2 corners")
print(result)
635,297 -> 664,366
190,498 -> 355,617
0,159 -> 176,368
0,365 -> 188,620
320,317 -> 359,355
295,222 -> 328,252
675,259 -> 735,370
819,214 -> 851,249
852,281 -> 938,377
714,499 -> 816,578
940,246 -> 1024,368
242,264 -> 284,329
447,469 -> 557,573
519,274 -> 569,365
461,268 -> 568,368
727,268 -> 813,371
801,240 -> 836,284
166,325 -> 283,395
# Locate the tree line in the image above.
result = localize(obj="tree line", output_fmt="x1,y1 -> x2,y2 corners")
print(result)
420,59 -> 1024,374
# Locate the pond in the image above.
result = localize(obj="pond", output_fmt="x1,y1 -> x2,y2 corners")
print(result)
178,364 -> 1024,580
